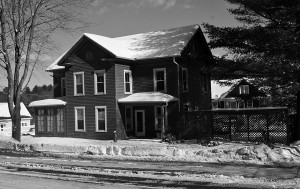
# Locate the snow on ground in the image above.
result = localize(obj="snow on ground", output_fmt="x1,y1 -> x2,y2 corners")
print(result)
1,135 -> 300,166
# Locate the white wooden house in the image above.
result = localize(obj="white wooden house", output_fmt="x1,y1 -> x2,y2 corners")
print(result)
0,103 -> 32,136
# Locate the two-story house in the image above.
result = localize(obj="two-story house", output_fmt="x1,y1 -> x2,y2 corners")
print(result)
29,25 -> 213,140
211,79 -> 266,109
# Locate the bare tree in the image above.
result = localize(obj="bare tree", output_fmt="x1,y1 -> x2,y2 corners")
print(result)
0,0 -> 91,141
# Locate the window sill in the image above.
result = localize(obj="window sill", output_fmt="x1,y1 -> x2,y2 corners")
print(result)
124,92 -> 132,95
95,130 -> 107,133
74,94 -> 85,96
94,93 -> 106,96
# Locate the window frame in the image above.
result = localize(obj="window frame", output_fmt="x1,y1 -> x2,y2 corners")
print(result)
57,108 -> 64,133
124,70 -> 133,94
95,106 -> 107,132
182,68 -> 188,92
239,85 -> 249,94
75,106 -> 85,132
37,109 -> 45,133
154,106 -> 167,130
61,77 -> 66,96
153,68 -> 167,92
47,109 -> 54,133
94,70 -> 106,95
73,72 -> 85,96
125,106 -> 133,131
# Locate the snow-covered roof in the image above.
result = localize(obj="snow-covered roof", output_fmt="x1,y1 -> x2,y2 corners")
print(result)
0,102 -> 32,118
28,99 -> 66,107
118,92 -> 179,104
46,25 -> 200,71
211,80 -> 235,99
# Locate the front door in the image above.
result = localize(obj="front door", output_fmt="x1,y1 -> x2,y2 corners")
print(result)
135,110 -> 145,136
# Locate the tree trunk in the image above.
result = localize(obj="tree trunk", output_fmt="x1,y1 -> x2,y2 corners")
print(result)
11,103 -> 21,142
297,88 -> 300,141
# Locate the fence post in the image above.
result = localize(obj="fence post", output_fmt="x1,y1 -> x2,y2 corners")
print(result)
266,111 -> 270,144
229,115 -> 232,141
286,109 -> 290,144
247,114 -> 250,141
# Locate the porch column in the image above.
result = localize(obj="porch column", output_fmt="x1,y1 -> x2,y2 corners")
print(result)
161,105 -> 165,139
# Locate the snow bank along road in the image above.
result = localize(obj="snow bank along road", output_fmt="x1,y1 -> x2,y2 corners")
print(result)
0,153 -> 300,188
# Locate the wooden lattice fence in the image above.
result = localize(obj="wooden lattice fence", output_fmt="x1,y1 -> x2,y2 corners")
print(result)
180,107 -> 290,144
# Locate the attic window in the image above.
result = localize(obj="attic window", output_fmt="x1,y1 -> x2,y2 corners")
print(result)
239,85 -> 249,94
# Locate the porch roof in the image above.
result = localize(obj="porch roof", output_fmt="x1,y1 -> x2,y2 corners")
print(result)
118,92 -> 179,104
28,99 -> 66,108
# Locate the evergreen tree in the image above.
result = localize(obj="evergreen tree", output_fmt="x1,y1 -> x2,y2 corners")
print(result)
203,0 -> 300,111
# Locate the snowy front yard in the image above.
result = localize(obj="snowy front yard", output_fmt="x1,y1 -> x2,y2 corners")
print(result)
1,135 -> 300,166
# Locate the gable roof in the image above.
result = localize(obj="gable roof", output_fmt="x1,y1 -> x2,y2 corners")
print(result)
212,79 -> 266,99
0,103 -> 32,119
211,80 -> 234,99
218,79 -> 245,99
46,25 -> 202,71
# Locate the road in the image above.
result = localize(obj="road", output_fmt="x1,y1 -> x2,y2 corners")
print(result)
0,153 -> 299,188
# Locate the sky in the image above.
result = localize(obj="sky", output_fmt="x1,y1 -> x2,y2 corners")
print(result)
11,0 -> 240,89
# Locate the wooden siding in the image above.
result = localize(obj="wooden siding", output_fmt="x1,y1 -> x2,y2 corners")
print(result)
63,41 -> 117,140
53,70 -> 65,98
115,64 -> 131,139
132,60 -> 178,97
178,30 -> 212,111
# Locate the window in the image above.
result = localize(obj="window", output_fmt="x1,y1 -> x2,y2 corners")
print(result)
230,101 -> 237,108
238,101 -> 245,108
75,107 -> 85,132
225,101 -> 230,108
124,70 -> 132,94
154,106 -> 167,130
94,70 -> 106,95
95,106 -> 107,132
247,100 -> 253,108
239,85 -> 249,94
21,123 -> 27,127
74,72 -> 84,96
61,78 -> 66,96
182,103 -> 190,112
212,101 -> 218,109
153,68 -> 166,92
125,107 -> 133,131
57,108 -> 64,132
37,109 -> 45,133
203,74 -> 209,92
182,68 -> 188,92
47,109 -> 54,132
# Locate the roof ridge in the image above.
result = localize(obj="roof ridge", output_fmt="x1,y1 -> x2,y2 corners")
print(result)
114,24 -> 200,39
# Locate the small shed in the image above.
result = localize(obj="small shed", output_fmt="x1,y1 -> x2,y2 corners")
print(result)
0,102 -> 32,136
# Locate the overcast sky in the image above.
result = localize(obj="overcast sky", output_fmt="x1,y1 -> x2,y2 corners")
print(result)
8,0 -> 239,88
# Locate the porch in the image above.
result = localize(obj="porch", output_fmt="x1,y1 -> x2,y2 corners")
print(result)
28,99 -> 66,137
118,92 -> 179,138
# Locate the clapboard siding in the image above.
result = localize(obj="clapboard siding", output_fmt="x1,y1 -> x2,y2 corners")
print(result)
115,64 -> 131,139
132,60 -> 178,97
53,70 -> 65,98
64,42 -> 116,140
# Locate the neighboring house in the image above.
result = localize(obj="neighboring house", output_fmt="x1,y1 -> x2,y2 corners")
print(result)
0,102 -> 32,136
29,25 -> 213,140
211,79 -> 266,109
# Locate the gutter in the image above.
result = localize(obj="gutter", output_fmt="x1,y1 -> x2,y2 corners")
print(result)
173,57 -> 181,111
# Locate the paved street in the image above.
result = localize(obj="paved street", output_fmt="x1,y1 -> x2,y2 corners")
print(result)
0,154 -> 300,188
